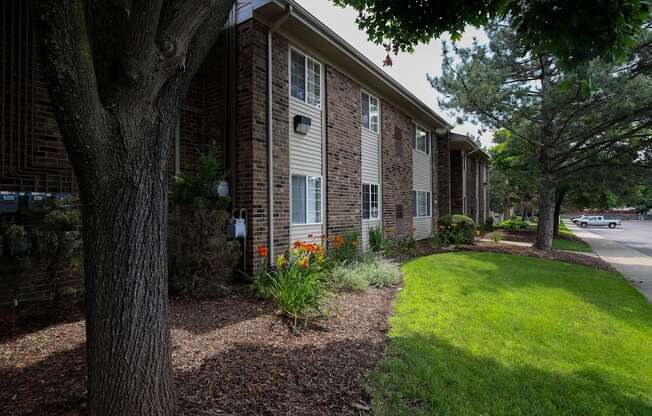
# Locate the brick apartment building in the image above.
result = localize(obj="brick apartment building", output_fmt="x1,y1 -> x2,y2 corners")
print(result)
0,0 -> 490,299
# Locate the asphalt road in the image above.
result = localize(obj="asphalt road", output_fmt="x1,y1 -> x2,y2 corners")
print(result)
582,221 -> 652,257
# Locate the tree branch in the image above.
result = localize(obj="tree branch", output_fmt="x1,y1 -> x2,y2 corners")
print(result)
34,0 -> 108,173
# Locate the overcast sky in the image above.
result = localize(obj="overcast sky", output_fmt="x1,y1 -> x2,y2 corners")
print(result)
295,0 -> 493,148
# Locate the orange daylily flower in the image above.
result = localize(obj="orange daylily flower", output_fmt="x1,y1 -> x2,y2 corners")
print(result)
257,245 -> 268,258
299,256 -> 309,268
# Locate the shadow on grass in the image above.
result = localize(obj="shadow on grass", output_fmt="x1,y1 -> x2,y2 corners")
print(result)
369,334 -> 652,415
412,252 -> 652,330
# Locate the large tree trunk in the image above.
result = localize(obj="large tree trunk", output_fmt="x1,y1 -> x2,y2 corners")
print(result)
81,124 -> 174,415
535,178 -> 556,250
34,1 -> 235,413
552,188 -> 567,236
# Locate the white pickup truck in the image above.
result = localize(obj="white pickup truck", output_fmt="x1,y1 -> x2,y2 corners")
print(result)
575,216 -> 622,229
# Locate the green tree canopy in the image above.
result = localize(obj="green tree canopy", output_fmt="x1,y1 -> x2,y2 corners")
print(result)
333,0 -> 650,66
430,21 -> 652,249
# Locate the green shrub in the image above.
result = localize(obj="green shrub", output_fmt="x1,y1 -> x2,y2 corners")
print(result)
492,231 -> 503,243
483,216 -> 495,231
384,236 -> 417,257
497,217 -> 529,230
437,214 -> 476,245
368,227 -> 385,253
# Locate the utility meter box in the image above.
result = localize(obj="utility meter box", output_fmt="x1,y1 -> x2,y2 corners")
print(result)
227,218 -> 246,239
0,193 -> 19,214
27,192 -> 49,210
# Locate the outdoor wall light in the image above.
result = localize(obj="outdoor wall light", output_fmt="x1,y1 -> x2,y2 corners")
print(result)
293,115 -> 311,135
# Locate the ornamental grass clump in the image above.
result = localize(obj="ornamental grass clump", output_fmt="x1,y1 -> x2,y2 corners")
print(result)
329,256 -> 401,291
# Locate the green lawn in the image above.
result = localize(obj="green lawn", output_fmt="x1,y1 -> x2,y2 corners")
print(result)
553,221 -> 593,252
525,221 -> 593,252
367,252 -> 652,415
551,238 -> 593,252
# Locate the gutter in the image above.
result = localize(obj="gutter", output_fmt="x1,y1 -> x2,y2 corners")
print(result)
267,4 -> 292,266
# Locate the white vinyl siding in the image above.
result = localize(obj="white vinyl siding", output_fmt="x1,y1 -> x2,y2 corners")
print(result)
412,123 -> 432,240
361,92 -> 381,251
289,47 -> 324,243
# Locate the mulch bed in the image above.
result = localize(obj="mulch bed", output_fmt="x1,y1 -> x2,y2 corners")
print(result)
462,241 -> 614,271
0,287 -> 396,416
389,238 -> 613,272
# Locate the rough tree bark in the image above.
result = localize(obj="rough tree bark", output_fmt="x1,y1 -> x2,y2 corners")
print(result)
534,55 -> 556,251
552,187 -> 567,236
34,1 -> 234,414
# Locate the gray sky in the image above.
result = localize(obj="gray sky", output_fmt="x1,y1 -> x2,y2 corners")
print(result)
295,0 -> 493,148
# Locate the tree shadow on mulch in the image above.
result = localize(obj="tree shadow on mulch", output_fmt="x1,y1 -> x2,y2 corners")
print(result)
0,345 -> 86,416
169,291 -> 269,335
0,302 -> 84,344
175,338 -> 383,415
0,337 -> 385,416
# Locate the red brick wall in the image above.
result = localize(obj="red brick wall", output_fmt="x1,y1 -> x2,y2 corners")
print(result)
325,67 -> 362,238
450,150 -> 464,215
431,133 -> 440,226
437,136 -> 451,217
271,33 -> 290,255
467,156 -> 477,222
233,22 -> 290,271
381,100 -> 413,238
0,0 -> 77,194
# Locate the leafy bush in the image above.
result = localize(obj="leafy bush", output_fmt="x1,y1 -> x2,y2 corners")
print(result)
497,217 -> 529,230
173,143 -> 229,208
384,235 -> 417,257
483,216 -> 495,231
169,208 -> 240,298
492,231 -> 503,242
368,226 -> 385,253
437,214 -> 476,245
168,145 -> 240,298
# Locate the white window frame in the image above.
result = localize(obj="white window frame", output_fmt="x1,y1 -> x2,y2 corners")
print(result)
362,183 -> 380,220
412,123 -> 431,155
291,173 -> 323,225
361,91 -> 380,133
289,47 -> 322,109
413,191 -> 432,218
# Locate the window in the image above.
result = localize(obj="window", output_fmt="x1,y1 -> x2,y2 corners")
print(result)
291,49 -> 321,107
361,92 -> 379,133
292,174 -> 322,224
362,184 -> 379,219
412,191 -> 431,217
411,124 -> 431,155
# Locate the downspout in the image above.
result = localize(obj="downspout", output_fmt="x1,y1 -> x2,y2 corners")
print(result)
267,6 -> 292,265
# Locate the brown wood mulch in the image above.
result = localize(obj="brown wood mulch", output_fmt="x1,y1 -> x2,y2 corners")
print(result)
0,287 -> 396,416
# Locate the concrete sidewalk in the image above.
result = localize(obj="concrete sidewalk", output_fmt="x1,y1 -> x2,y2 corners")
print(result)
565,220 -> 652,303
